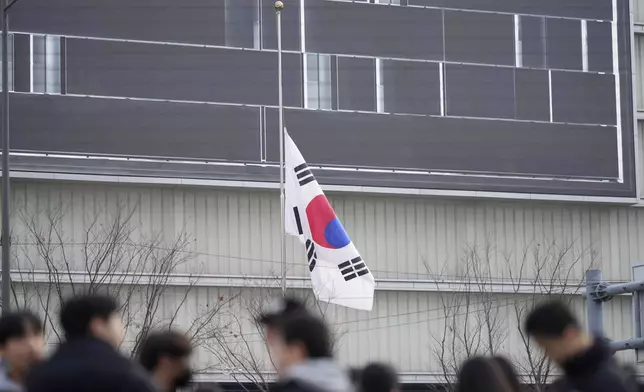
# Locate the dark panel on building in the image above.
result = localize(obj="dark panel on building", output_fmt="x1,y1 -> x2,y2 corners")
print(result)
8,94 -> 261,161
337,57 -> 376,112
514,68 -> 549,121
587,21 -> 613,73
66,38 -> 303,107
546,18 -> 582,70
408,0 -> 612,20
10,0 -> 227,46
445,64 -> 515,119
444,10 -> 514,66
12,34 -> 30,93
305,0 -> 443,60
265,108 -> 617,178
262,0 -> 300,51
551,71 -> 617,125
520,16 -> 546,68
224,0 -> 258,49
382,60 -> 441,115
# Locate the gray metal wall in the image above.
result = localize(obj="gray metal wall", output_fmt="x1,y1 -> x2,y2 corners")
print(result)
4,0 -> 636,198
8,180 -> 639,381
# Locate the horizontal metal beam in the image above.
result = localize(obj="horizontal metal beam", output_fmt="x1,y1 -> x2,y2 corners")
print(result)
634,23 -> 644,34
610,338 -> 644,352
10,170 -> 638,205
603,280 -> 644,295
194,370 -> 558,385
194,370 -> 447,384
10,270 -> 586,295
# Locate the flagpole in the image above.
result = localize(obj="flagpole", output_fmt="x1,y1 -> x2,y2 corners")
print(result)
275,0 -> 287,295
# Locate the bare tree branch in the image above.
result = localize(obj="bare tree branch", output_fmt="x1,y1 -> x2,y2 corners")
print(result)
13,203 -> 231,372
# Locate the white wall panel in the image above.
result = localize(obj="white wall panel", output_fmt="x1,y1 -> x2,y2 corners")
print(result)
636,36 -> 644,112
5,180 -> 642,381
635,0 -> 644,24
15,285 -> 629,379
9,180 -> 644,283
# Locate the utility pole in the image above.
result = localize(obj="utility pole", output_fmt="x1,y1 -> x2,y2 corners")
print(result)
1,0 -> 11,314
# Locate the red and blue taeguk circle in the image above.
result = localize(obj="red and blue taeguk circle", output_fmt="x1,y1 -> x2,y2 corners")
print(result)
305,194 -> 351,249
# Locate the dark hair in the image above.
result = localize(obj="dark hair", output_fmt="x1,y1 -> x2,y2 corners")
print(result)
524,300 -> 579,338
273,312 -> 332,359
139,330 -> 192,371
349,367 -> 363,389
360,363 -> 399,392
492,357 -> 521,392
457,357 -> 515,392
0,311 -> 43,347
60,294 -> 119,339
257,297 -> 308,326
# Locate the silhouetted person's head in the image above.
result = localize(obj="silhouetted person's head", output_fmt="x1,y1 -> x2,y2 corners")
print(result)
524,300 -> 593,364
139,329 -> 193,392
0,311 -> 45,383
360,363 -> 399,392
257,297 -> 332,374
60,294 -> 123,348
348,367 -> 363,391
457,357 -> 519,392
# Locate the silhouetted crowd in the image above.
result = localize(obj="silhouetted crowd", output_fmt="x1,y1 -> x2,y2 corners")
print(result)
0,294 -> 640,392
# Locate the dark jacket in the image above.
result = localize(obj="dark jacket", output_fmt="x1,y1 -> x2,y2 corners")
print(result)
271,359 -> 353,392
25,337 -> 156,392
552,338 -> 639,392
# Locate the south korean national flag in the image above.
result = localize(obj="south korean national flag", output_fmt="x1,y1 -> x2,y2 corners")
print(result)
284,130 -> 375,311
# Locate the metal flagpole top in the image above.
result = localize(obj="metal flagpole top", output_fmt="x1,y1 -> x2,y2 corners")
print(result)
275,1 -> 284,10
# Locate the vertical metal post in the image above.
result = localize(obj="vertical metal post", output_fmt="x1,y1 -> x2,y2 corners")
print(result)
1,0 -> 10,314
276,1 -> 286,295
586,269 -> 603,336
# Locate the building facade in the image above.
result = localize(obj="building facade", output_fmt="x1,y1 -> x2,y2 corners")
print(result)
2,0 -> 644,387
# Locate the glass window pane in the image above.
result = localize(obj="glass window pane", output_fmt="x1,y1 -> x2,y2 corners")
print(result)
33,35 -> 61,94
45,36 -> 61,93
32,35 -> 46,93
318,54 -> 332,110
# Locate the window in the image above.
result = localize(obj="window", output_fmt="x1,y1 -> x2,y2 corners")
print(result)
32,35 -> 61,94
305,53 -> 332,110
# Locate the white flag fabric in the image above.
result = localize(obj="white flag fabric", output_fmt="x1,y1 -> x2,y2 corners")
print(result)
284,131 -> 375,311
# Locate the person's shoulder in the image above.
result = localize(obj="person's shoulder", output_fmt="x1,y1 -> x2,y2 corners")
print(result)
117,371 -> 157,392
551,377 -> 572,392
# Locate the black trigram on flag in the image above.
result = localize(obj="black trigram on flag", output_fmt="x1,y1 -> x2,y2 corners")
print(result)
293,163 -> 316,187
306,239 -> 317,272
293,207 -> 304,235
338,257 -> 369,281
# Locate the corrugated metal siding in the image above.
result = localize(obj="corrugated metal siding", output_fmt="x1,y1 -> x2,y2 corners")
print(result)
6,180 -> 641,376
13,284 -> 632,375
10,181 -> 643,282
